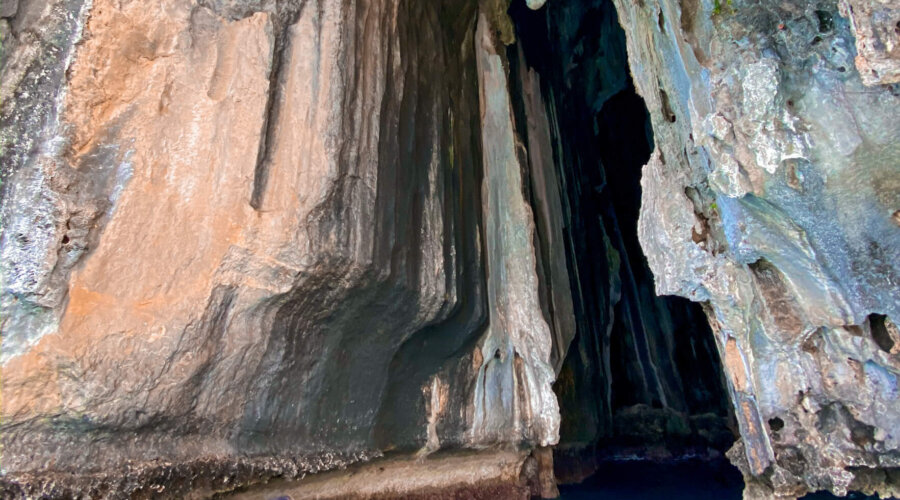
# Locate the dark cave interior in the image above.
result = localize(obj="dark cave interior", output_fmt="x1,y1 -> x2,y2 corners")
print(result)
506,0 -> 736,482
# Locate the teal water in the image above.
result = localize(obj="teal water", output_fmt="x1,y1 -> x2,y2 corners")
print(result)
558,459 -> 889,500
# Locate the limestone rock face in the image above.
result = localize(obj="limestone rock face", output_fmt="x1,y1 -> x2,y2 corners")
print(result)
2,0 -> 899,497
1,0 -> 567,495
840,0 -> 900,85
610,0 -> 900,495
472,12 -> 561,447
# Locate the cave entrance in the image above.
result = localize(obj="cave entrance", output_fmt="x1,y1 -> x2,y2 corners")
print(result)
506,0 -> 737,484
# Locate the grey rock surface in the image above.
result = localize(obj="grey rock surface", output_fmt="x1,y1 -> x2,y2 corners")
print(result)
611,0 -> 900,496
839,0 -> 900,85
0,0 -> 18,19
471,11 -> 560,447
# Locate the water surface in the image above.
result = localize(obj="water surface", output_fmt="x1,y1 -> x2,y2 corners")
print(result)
559,459 -> 888,500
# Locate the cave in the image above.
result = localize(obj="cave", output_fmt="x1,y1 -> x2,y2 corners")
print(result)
5,0 -> 899,496
504,0 -> 737,484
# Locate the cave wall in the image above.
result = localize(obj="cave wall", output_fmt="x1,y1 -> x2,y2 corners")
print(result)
607,0 -> 900,496
1,0 -> 899,497
0,0 -> 569,494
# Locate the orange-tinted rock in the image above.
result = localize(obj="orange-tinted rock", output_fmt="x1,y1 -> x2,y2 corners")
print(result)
1,1 -> 569,496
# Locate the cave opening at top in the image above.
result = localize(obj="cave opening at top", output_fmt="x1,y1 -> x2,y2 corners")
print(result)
506,0 -> 737,483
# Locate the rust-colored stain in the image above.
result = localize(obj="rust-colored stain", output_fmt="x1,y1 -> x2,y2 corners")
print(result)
63,286 -> 115,325
725,337 -> 748,392
740,400 -> 767,474
3,0 -> 278,429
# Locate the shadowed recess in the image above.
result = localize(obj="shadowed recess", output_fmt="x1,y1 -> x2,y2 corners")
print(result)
508,0 -> 735,483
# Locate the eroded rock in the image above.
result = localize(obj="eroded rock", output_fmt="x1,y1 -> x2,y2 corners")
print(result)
839,0 -> 900,85
1,0 -> 898,497
613,0 -> 900,495
1,0 -> 571,495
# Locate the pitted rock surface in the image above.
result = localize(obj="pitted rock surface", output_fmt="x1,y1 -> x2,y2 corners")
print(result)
612,0 -> 900,496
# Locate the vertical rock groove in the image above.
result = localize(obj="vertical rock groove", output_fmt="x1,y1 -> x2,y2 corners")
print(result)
248,1 -> 308,210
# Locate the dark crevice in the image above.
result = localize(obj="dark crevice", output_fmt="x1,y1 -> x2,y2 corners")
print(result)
869,314 -> 895,354
508,0 -> 734,484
